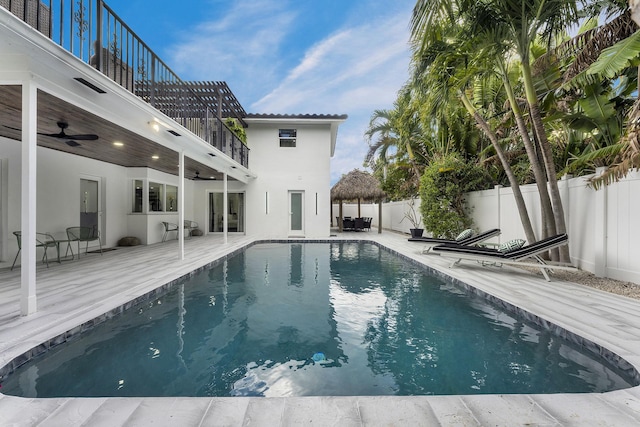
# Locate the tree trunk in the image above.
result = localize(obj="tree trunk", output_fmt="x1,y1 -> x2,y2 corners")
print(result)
521,61 -> 570,263
459,92 -> 537,244
499,64 -> 556,243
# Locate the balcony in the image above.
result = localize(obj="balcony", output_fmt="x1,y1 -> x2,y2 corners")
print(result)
0,0 -> 249,168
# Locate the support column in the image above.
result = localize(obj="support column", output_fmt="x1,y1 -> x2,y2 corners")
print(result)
223,172 -> 228,244
20,79 -> 37,316
178,150 -> 184,260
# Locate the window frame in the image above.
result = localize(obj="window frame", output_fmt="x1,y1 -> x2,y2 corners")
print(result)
131,179 -> 179,213
279,128 -> 297,148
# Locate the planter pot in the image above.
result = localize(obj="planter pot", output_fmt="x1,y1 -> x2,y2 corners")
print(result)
410,228 -> 424,238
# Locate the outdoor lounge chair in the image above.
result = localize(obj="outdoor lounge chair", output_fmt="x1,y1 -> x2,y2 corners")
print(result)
409,228 -> 501,253
432,233 -> 574,281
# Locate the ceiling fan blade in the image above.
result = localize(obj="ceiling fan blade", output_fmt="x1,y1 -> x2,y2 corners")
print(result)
66,134 -> 98,140
65,140 -> 82,147
38,131 -> 66,138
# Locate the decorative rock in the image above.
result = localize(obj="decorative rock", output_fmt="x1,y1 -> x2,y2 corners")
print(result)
118,236 -> 141,246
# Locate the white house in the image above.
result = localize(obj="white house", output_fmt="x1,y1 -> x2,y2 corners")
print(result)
0,2 -> 345,313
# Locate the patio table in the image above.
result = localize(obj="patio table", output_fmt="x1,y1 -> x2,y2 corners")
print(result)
45,232 -> 75,263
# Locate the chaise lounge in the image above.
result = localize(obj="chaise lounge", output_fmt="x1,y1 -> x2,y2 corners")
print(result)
409,228 -> 501,253
432,233 -> 574,281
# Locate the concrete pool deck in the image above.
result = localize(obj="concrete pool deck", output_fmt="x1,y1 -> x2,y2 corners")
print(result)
1,231 -> 640,426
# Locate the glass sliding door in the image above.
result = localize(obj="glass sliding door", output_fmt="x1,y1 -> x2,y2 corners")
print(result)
209,192 -> 245,233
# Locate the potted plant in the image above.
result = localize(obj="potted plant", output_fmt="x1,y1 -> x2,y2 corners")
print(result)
401,199 -> 423,238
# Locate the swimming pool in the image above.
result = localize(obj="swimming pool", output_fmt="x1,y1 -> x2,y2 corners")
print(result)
1,242 -> 637,397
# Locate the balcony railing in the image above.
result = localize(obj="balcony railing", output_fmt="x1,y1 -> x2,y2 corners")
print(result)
1,0 -> 249,168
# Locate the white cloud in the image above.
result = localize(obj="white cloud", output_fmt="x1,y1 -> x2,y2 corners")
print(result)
165,0 -> 413,184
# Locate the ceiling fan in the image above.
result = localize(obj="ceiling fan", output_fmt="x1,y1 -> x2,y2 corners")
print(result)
3,121 -> 99,147
39,121 -> 99,147
193,171 -> 216,181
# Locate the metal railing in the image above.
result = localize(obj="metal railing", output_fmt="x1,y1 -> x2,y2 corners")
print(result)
1,0 -> 249,168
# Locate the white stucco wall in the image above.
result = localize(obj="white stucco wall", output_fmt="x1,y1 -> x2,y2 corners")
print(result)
245,121 -> 333,239
0,136 -> 197,268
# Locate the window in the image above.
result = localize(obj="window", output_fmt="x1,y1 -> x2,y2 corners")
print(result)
279,128 -> 296,147
132,180 -> 178,213
149,182 -> 164,212
133,180 -> 143,213
166,185 -> 178,211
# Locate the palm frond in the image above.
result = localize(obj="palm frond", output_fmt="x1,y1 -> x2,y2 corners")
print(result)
587,30 -> 640,79
564,144 -> 624,174
564,11 -> 637,82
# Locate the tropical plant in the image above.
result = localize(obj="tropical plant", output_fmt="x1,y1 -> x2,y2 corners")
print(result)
400,198 -> 423,229
418,153 -> 489,239
409,2 -> 539,244
224,117 -> 247,143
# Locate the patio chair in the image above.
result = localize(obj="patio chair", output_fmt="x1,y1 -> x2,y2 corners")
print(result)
162,221 -> 179,242
363,217 -> 372,231
409,228 -> 501,253
342,218 -> 355,231
184,220 -> 199,238
11,231 -> 57,270
354,217 -> 365,231
432,233 -> 574,281
66,226 -> 102,258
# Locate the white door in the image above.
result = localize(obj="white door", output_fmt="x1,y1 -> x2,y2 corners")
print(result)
80,178 -> 101,245
289,191 -> 304,236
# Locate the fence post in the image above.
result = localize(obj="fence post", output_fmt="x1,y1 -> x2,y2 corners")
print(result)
594,167 -> 607,277
494,185 -> 502,243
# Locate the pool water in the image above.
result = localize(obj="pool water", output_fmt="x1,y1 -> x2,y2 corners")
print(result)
1,242 -> 636,397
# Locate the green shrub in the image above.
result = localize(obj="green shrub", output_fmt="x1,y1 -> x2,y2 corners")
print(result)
418,154 -> 488,239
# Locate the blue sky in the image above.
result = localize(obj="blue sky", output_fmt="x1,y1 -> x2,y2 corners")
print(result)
106,0 -> 415,184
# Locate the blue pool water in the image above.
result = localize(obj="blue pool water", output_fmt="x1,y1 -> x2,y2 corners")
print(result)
1,242 -> 636,397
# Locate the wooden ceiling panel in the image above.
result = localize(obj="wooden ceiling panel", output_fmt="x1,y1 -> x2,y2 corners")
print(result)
0,85 -> 225,180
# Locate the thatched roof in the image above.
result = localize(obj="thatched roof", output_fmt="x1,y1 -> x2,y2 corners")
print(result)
331,169 -> 386,202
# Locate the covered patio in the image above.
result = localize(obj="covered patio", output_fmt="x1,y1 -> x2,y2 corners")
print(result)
0,4 -> 255,316
331,169 -> 385,233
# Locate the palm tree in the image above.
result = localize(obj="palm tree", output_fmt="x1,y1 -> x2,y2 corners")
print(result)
364,103 -> 425,197
409,12 -> 538,243
412,0 -> 578,262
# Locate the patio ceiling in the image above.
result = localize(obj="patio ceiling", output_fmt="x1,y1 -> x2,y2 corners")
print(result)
0,85 -> 228,181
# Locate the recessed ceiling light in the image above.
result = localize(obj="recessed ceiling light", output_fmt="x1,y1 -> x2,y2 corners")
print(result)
152,155 -> 159,160
113,141 -> 124,147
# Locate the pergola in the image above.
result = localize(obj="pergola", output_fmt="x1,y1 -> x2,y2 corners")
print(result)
331,169 -> 386,233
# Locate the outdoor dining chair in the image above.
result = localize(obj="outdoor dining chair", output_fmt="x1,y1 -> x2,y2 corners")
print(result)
66,226 -> 102,258
11,231 -> 57,270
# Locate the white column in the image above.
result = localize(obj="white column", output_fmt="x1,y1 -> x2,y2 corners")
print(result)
178,150 -> 184,260
20,79 -> 38,316
594,167 -> 607,277
223,172 -> 228,244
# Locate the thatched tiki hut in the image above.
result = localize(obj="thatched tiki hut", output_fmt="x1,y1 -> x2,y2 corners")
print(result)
331,169 -> 386,233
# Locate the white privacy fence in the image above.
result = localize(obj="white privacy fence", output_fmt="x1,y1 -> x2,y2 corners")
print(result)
332,169 -> 640,283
